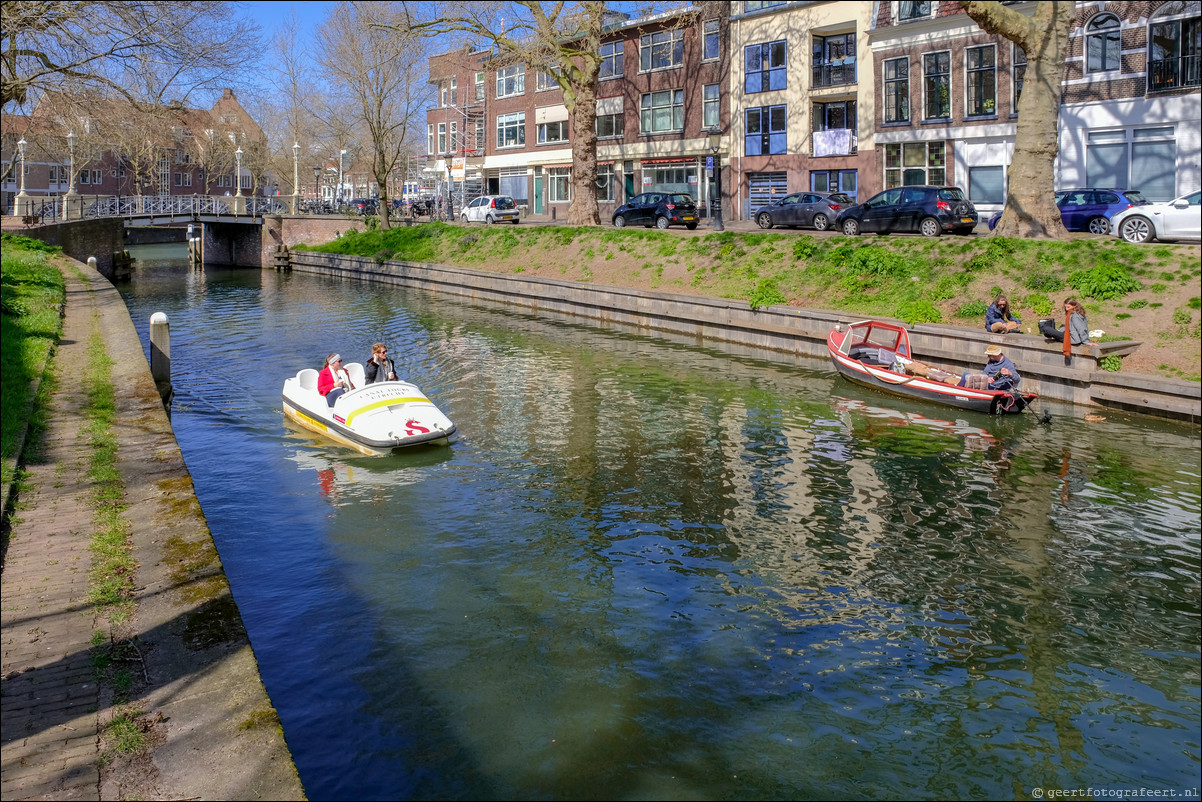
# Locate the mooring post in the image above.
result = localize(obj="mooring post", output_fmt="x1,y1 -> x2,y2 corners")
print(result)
87,256 -> 97,272
149,312 -> 172,406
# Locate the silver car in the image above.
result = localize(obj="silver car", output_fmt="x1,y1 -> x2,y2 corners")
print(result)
754,191 -> 855,231
461,195 -> 520,225
1110,190 -> 1201,243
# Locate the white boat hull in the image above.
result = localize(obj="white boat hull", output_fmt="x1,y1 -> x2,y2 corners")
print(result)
282,366 -> 456,456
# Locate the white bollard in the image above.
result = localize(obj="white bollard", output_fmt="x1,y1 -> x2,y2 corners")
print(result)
87,256 -> 97,271
150,312 -> 171,387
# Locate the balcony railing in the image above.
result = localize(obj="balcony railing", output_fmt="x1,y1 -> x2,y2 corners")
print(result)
813,62 -> 857,88
1148,55 -> 1201,92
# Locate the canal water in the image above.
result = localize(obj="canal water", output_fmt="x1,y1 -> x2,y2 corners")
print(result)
119,246 -> 1200,801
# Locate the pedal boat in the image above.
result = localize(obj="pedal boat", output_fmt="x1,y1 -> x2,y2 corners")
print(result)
282,363 -> 456,456
828,319 -> 1038,415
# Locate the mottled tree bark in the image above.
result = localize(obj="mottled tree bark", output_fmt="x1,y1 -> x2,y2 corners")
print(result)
960,1 -> 1073,239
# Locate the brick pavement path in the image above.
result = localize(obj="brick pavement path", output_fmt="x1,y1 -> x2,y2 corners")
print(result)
2,266 -> 104,800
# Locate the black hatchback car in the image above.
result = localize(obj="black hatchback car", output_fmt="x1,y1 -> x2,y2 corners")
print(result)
754,191 -> 855,231
612,192 -> 698,230
835,186 -> 977,237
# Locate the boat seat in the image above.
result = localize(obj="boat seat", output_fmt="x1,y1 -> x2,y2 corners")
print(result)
297,368 -> 318,391
849,345 -> 897,367
346,362 -> 366,388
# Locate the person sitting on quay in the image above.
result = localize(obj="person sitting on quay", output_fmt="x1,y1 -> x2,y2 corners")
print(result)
364,342 -> 399,384
957,344 -> 1021,390
985,293 -> 1022,333
318,353 -> 355,406
1039,297 -> 1091,346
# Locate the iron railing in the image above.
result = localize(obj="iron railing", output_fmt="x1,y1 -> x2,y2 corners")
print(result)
1148,55 -> 1201,92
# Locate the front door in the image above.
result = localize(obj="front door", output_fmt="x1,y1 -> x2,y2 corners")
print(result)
534,176 -> 544,215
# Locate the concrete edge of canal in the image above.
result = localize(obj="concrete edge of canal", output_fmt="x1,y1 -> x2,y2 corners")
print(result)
287,251 -> 1201,424
1,255 -> 305,801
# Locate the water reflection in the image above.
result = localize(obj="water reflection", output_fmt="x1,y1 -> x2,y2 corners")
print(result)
117,264 -> 1200,800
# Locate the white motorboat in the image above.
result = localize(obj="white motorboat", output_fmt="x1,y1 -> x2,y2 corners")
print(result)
281,362 -> 456,456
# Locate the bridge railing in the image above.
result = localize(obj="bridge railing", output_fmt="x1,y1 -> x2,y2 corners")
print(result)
6,193 -> 392,221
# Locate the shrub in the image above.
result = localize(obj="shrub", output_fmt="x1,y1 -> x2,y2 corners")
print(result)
1128,298 -> 1149,309
1115,312 -> 1131,320
955,299 -> 988,318
372,249 -> 394,265
792,236 -> 820,261
989,285 -> 1004,300
1172,308 -> 1191,325
933,273 -> 968,301
747,279 -> 788,310
1023,293 -> 1053,317
1067,264 -> 1141,300
1151,282 -> 1167,293
895,299 -> 942,325
1189,297 -> 1202,309
1099,354 -> 1123,372
1024,270 -> 1063,293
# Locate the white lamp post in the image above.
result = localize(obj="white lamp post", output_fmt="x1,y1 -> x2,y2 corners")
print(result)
234,146 -> 243,197
64,131 -> 76,219
338,148 -> 347,208
708,127 -> 724,232
292,142 -> 300,213
16,136 -> 30,215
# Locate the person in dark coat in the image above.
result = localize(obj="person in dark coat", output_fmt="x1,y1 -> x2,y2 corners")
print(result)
364,342 -> 400,384
959,343 -> 1021,390
985,294 -> 1022,333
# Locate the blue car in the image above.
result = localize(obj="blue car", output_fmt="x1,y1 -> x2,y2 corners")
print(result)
989,188 -> 1150,234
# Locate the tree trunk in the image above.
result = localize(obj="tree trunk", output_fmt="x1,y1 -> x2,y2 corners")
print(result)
377,177 -> 391,230
567,86 -> 601,226
960,1 -> 1073,239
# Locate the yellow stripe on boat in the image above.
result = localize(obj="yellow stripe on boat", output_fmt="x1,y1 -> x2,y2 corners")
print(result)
344,396 -> 432,427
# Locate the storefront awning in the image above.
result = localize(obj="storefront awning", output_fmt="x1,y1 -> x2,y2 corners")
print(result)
642,157 -> 698,165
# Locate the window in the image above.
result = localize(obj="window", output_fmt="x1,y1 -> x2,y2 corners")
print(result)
703,19 -> 720,61
811,169 -> 858,201
450,76 -> 457,106
745,41 -> 787,93
79,169 -> 90,185
496,112 -> 526,148
898,1 -> 932,22
969,165 -> 1004,203
1148,10 -> 1201,91
438,122 -> 447,154
476,119 -> 485,151
596,163 -> 615,202
744,0 -> 788,10
440,83 -> 447,107
745,105 -> 787,156
537,69 -> 560,92
640,29 -> 683,72
884,142 -> 945,188
600,41 -> 624,79
813,33 -> 855,87
174,172 -> 183,186
537,120 -> 570,144
966,45 -> 996,116
814,100 -> 856,132
1012,46 -> 1027,108
1086,13 -> 1121,73
703,83 -> 720,129
1086,127 -> 1178,201
496,63 -> 525,98
883,57 -> 909,123
640,90 -> 684,133
475,72 -> 485,101
428,124 -> 435,156
548,167 -> 570,202
596,111 -> 625,138
923,51 -> 951,119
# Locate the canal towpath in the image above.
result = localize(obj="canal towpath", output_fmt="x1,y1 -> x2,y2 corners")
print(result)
1,253 -> 305,800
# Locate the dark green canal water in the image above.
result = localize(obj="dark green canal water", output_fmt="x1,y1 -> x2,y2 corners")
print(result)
119,247 -> 1200,801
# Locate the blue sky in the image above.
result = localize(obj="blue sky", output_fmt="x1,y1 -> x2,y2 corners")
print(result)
241,1 -> 337,41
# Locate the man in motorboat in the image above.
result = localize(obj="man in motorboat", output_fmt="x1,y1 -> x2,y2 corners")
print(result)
364,342 -> 399,383
318,353 -> 355,406
958,344 -> 1020,390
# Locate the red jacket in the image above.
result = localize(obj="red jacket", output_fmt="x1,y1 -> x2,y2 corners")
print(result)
318,366 -> 341,396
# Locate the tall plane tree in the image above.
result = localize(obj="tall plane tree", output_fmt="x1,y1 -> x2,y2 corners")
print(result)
959,1 -> 1074,238
319,1 -> 430,230
388,1 -> 696,226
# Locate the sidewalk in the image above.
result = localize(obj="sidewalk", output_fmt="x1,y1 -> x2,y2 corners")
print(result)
1,257 -> 305,800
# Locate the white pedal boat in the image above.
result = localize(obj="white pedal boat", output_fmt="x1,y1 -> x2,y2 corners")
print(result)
282,362 -> 456,456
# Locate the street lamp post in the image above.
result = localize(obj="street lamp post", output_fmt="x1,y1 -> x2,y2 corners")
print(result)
16,136 -> 29,216
234,146 -> 243,196
708,128 -> 724,232
338,149 -> 347,209
65,131 -> 76,220
313,166 -> 320,213
292,142 -> 300,213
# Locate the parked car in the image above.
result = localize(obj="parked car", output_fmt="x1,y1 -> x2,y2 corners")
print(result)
461,194 -> 520,224
754,191 -> 854,231
1108,190 -> 1202,243
348,198 -> 379,215
612,192 -> 698,229
835,186 -> 977,237
987,187 -> 1151,233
